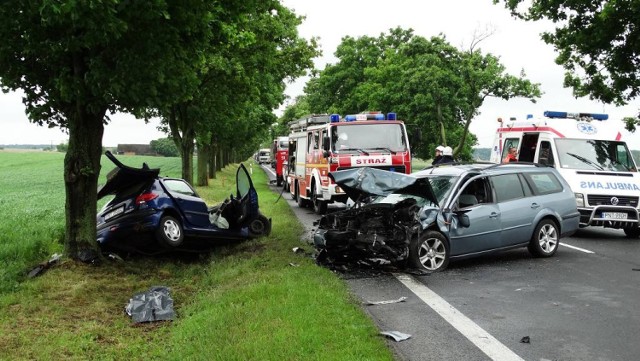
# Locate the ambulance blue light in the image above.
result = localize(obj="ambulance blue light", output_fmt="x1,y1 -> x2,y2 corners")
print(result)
345,115 -> 356,122
544,110 -> 609,121
330,114 -> 340,122
374,113 -> 385,120
387,112 -> 397,120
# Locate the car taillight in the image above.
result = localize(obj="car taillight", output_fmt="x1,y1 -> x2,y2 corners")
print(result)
135,192 -> 158,205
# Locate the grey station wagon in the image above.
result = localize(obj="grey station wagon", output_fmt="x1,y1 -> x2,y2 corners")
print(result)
313,163 -> 580,272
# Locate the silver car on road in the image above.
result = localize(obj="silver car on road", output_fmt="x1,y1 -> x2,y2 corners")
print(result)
313,163 -> 580,272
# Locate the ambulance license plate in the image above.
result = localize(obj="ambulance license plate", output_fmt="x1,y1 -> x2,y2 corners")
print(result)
602,212 -> 627,220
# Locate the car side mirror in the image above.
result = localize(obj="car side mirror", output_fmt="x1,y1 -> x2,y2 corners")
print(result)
457,212 -> 470,228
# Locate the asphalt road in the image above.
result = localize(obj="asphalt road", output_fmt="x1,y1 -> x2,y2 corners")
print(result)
259,164 -> 640,361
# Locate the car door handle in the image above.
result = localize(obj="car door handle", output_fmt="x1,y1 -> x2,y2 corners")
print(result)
531,203 -> 540,209
489,212 -> 499,218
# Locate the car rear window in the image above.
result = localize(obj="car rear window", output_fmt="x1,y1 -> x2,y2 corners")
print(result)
163,179 -> 196,196
523,172 -> 563,195
491,173 -> 525,202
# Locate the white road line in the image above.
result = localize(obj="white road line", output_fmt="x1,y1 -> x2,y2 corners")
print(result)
261,164 -> 276,177
560,243 -> 595,254
393,273 -> 525,361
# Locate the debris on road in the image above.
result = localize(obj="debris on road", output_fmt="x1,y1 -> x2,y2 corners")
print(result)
365,296 -> 408,306
380,331 -> 412,342
125,286 -> 175,323
27,253 -> 62,278
520,336 -> 530,343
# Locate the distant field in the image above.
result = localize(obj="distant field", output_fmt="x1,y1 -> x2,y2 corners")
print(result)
0,151 -> 183,293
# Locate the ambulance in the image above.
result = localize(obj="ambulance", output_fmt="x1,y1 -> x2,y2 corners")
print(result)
490,110 -> 640,237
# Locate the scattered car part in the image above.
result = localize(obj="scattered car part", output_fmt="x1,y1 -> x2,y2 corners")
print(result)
380,331 -> 412,342
125,286 -> 175,323
365,296 -> 407,306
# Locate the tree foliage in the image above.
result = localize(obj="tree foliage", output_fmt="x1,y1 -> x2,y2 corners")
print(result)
150,137 -> 179,157
496,0 -> 640,105
305,28 -> 540,160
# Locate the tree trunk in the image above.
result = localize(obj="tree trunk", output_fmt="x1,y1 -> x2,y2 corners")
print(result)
208,142 -> 216,179
179,138 -> 194,184
64,108 -> 106,261
436,103 -> 447,147
196,142 -> 210,186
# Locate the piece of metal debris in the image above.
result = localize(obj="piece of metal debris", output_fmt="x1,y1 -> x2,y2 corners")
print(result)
27,253 -> 62,278
380,331 -> 412,342
366,296 -> 407,306
125,286 -> 175,323
520,336 -> 530,344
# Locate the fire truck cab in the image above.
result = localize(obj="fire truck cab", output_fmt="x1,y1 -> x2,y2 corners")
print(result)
490,110 -> 640,237
286,112 -> 412,214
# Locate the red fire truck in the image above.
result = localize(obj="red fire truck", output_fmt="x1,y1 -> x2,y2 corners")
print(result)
270,136 -> 289,186
285,112 -> 412,214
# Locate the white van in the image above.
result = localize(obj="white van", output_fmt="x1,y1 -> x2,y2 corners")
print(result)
257,148 -> 271,164
490,110 -> 640,237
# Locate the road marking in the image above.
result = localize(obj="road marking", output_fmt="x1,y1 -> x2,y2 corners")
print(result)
262,164 -> 276,177
394,273 -> 525,361
560,243 -> 594,254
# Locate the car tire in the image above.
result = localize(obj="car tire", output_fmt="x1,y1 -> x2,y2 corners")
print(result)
409,230 -> 450,272
311,184 -> 327,215
248,214 -> 272,238
156,215 -> 184,247
623,227 -> 640,238
528,219 -> 559,257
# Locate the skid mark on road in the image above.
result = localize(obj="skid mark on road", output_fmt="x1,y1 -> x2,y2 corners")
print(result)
394,273 -> 525,361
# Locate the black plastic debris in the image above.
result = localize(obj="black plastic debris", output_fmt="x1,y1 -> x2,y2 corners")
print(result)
632,268 -> 640,271
520,336 -> 530,343
365,296 -> 408,306
125,286 -> 175,323
380,331 -> 412,342
27,253 -> 62,278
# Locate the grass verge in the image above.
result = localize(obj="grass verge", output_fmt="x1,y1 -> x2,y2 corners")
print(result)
0,152 -> 394,361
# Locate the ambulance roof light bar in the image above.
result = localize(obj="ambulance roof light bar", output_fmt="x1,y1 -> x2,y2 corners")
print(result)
544,110 -> 608,121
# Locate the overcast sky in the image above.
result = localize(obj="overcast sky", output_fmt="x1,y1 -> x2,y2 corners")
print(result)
1,0 -> 638,148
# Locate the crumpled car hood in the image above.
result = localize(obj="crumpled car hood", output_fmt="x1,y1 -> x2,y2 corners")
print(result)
97,151 -> 160,199
329,167 -> 438,206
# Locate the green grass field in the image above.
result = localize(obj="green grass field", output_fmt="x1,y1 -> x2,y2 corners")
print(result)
0,151 -> 394,361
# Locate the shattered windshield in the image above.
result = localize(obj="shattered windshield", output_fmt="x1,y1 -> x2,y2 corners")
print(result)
423,175 -> 457,204
331,123 -> 407,153
555,139 -> 637,172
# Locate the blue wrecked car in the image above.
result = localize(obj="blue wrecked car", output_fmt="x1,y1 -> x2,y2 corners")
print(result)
97,151 -> 271,253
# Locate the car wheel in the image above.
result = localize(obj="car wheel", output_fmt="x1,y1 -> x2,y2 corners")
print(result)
156,215 -> 184,247
311,184 -> 327,215
248,214 -> 272,238
528,219 -> 559,257
409,230 -> 450,272
623,227 -> 640,238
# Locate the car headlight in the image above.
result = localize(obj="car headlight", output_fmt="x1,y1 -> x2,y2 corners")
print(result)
575,193 -> 585,207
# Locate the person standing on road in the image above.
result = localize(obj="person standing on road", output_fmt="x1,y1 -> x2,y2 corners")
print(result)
439,146 -> 454,164
503,147 -> 518,163
432,145 -> 444,165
